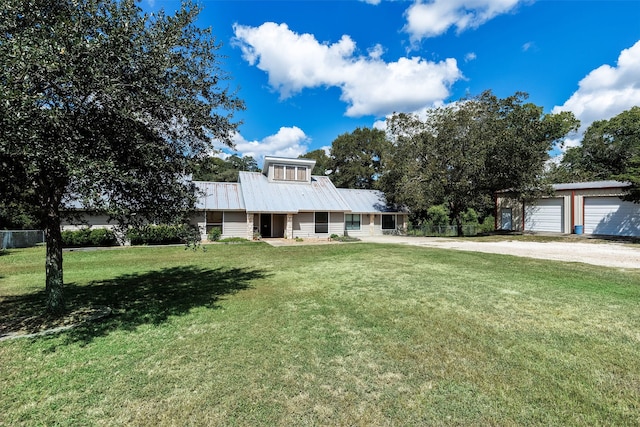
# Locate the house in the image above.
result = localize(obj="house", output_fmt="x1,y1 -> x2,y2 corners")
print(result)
193,156 -> 407,240
495,181 -> 640,237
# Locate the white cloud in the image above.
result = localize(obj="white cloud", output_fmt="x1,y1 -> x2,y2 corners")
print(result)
360,0 -> 382,4
464,52 -> 477,62
522,41 -> 534,52
553,39 -> 640,149
233,22 -> 462,118
220,126 -> 310,161
404,0 -> 528,41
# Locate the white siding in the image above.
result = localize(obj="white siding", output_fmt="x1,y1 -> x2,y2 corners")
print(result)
293,212 -> 314,238
329,212 -> 344,236
584,197 -> 640,237
525,198 -> 564,233
223,211 -> 248,238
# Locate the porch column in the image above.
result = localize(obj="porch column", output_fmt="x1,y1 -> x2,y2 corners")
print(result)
246,213 -> 254,240
286,213 -> 294,239
369,214 -> 375,236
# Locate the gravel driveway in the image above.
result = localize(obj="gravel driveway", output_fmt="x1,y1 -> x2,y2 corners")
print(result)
358,236 -> 640,269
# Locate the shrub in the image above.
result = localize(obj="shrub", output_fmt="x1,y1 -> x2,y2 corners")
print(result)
127,224 -> 199,245
208,227 -> 222,241
62,228 -> 117,247
478,215 -> 496,234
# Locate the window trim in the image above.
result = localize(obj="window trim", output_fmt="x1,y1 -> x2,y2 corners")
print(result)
272,164 -> 308,182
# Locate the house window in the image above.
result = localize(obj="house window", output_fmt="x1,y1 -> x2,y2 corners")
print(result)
273,164 -> 308,182
274,165 -> 285,180
296,167 -> 307,181
315,212 -> 329,234
286,166 -> 295,180
206,211 -> 223,234
382,214 -> 396,230
345,214 -> 361,231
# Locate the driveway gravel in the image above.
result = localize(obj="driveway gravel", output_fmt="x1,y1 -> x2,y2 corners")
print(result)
358,236 -> 640,270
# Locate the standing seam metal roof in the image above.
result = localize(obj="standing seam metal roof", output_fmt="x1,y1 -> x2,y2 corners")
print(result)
238,172 -> 352,213
194,182 -> 245,210
336,188 -> 402,213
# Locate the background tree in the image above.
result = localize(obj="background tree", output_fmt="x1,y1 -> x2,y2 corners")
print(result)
549,107 -> 640,201
0,0 -> 244,313
192,155 -> 259,182
299,149 -> 330,176
328,127 -> 390,189
381,91 -> 578,235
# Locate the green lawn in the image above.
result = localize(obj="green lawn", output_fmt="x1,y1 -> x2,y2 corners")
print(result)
1,242 -> 639,426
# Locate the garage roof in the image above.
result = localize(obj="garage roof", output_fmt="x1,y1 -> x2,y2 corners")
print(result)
552,180 -> 630,191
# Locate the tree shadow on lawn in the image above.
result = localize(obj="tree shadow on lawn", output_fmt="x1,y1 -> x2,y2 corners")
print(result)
0,265 -> 269,344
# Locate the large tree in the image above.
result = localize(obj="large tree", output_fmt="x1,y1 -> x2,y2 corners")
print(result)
550,107 -> 640,201
299,149 -> 330,176
381,91 -> 578,235
192,155 -> 259,182
328,127 -> 389,189
0,0 -> 244,313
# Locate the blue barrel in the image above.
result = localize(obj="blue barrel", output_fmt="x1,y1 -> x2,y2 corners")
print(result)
574,225 -> 584,235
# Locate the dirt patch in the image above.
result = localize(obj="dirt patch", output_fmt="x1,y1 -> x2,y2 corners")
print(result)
359,236 -> 640,269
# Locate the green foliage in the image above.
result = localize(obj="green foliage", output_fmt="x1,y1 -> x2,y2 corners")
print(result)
61,228 -> 117,247
551,107 -> 640,201
427,204 -> 450,227
127,224 -> 199,246
328,127 -> 390,189
382,91 -> 579,236
478,215 -> 496,234
329,235 -> 360,242
192,155 -> 259,182
208,227 -> 222,241
299,149 -> 331,176
0,0 -> 243,312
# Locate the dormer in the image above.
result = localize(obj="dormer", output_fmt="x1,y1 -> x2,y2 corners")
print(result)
263,156 -> 316,184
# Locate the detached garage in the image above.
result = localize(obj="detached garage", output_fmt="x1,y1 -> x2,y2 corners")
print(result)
496,180 -> 639,237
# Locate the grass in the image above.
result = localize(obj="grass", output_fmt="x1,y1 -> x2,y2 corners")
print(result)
1,242 -> 639,426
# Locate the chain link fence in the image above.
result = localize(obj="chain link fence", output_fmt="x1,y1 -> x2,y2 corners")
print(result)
1,230 -> 45,249
406,224 -> 480,237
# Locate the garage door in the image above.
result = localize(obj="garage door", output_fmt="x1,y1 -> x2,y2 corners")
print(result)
525,198 -> 564,233
584,197 -> 640,237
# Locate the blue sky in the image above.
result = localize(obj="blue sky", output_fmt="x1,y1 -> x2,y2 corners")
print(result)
143,0 -> 640,162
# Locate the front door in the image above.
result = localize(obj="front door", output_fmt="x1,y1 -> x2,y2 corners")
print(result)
260,214 -> 272,237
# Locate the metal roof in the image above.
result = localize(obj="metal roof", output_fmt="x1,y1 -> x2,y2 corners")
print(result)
337,188 -> 404,213
238,172 -> 352,213
552,180 -> 630,191
194,181 -> 245,210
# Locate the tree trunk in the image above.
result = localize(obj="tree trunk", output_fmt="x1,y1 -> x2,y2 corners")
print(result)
455,215 -> 464,237
45,207 -> 65,315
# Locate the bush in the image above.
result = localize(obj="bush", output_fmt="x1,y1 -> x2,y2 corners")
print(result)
208,227 -> 222,241
127,224 -> 199,246
478,215 -> 496,234
62,228 -> 118,247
